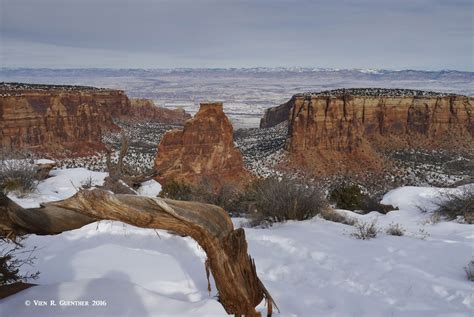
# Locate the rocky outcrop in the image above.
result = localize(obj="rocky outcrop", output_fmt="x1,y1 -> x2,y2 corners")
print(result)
260,98 -> 293,128
129,99 -> 190,125
0,84 -> 127,155
0,83 -> 190,155
273,89 -> 474,175
34,159 -> 56,180
154,102 -> 250,190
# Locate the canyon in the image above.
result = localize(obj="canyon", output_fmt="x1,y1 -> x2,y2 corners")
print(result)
154,102 -> 250,189
2,82 -> 472,185
0,83 -> 189,155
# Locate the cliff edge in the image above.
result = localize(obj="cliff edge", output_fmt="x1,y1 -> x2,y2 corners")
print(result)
0,83 -> 190,155
265,88 -> 473,175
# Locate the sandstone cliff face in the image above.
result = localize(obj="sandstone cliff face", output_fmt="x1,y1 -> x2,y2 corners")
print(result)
0,85 -> 128,155
279,89 -> 473,175
260,98 -> 293,128
154,102 -> 250,189
0,83 -> 190,155
129,99 -> 190,125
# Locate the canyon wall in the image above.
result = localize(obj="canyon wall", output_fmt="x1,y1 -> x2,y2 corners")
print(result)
0,84 -> 127,155
129,99 -> 190,125
154,102 -> 250,190
0,83 -> 189,155
276,89 -> 473,175
260,97 -> 293,128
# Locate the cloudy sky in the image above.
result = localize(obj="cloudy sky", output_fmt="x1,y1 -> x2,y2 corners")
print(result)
1,0 -> 472,70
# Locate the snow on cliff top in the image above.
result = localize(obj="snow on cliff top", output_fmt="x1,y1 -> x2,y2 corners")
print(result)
296,88 -> 461,97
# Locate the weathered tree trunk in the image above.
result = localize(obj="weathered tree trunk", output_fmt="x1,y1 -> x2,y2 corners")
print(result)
0,189 -> 276,316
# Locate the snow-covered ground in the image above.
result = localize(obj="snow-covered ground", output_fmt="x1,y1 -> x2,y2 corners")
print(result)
1,168 -> 473,316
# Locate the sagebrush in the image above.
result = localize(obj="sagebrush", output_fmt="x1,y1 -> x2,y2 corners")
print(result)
248,176 -> 328,227
435,188 -> 473,224
0,152 -> 38,195
385,223 -> 405,236
351,220 -> 379,240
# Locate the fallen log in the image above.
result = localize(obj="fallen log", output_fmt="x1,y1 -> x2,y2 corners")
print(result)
0,189 -> 276,316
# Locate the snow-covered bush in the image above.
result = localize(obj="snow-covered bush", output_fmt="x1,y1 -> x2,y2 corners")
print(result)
351,220 -> 379,240
385,222 -> 405,236
248,176 -> 328,226
434,188 -> 473,223
0,154 -> 38,195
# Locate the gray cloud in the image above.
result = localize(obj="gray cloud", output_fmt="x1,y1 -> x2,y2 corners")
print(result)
1,0 -> 472,69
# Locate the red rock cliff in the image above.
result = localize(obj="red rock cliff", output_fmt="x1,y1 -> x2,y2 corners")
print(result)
129,99 -> 190,125
0,84 -> 129,155
281,89 -> 473,175
0,83 -> 190,155
154,102 -> 250,189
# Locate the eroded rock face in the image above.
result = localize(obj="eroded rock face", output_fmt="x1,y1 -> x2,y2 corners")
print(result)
0,83 -> 190,156
276,89 -> 474,175
260,98 -> 293,128
154,102 -> 250,189
129,99 -> 190,125
0,86 -> 127,155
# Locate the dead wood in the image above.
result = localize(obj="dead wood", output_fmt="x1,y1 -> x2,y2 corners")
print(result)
0,282 -> 36,299
0,189 -> 276,316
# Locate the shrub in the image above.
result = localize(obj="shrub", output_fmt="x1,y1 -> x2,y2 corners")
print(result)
351,220 -> 379,240
159,179 -> 194,201
80,176 -> 96,189
160,176 -> 329,226
329,183 -> 395,214
385,222 -> 405,236
330,184 -> 363,210
465,260 -> 474,282
201,182 -> 242,213
435,188 -> 474,224
421,212 -> 442,225
0,237 -> 40,286
248,176 -> 328,226
0,155 -> 38,195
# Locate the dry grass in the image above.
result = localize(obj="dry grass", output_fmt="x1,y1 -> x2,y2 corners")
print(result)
351,220 -> 379,240
385,222 -> 405,236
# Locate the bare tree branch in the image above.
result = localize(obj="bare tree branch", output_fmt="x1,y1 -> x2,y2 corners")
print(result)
0,189 -> 276,316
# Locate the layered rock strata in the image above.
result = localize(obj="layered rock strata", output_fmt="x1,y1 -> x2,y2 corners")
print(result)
154,102 -> 250,189
267,88 -> 473,175
0,83 -> 189,155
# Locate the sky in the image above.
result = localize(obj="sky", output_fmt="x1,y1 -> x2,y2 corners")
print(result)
1,0 -> 473,70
